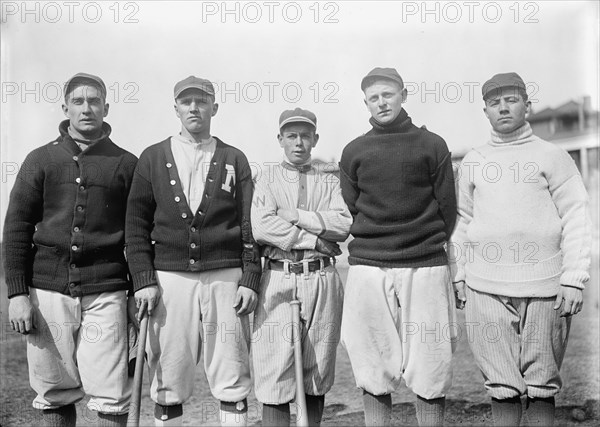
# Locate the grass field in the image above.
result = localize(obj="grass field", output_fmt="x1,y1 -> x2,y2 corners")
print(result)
1,257 -> 599,426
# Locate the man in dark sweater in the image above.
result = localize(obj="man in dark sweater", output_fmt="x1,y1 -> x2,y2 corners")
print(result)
3,73 -> 137,427
339,67 -> 458,426
125,76 -> 261,426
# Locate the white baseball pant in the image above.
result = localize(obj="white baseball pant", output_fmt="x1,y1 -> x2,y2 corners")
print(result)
27,288 -> 131,414
146,268 -> 252,405
341,264 -> 457,399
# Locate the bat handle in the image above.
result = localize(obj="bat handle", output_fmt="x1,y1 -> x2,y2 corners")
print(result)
290,300 -> 309,427
127,310 -> 149,427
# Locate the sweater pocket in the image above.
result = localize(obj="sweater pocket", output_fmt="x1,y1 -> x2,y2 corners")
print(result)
32,244 -> 60,282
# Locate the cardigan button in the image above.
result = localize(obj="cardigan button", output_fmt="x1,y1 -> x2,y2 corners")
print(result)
75,177 -> 81,184
170,180 -> 176,185
189,259 -> 195,265
69,283 -> 76,288
190,243 -> 196,248
71,245 -> 78,251
73,227 -> 80,232
76,206 -> 83,211
208,178 -> 214,183
181,213 -> 188,219
175,196 -> 181,202
198,211 -> 204,216
70,264 -> 76,269
191,226 -> 196,232
166,163 -> 172,168
73,156 -> 78,161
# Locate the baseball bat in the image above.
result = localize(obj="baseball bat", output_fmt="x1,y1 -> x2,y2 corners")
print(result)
127,309 -> 149,427
290,300 -> 309,427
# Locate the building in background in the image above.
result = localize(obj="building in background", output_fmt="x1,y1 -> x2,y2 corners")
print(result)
528,96 -> 598,184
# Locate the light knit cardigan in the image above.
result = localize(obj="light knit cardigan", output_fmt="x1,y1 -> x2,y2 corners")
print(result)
451,122 -> 591,297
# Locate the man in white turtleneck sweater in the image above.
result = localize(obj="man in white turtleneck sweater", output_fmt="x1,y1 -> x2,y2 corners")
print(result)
451,72 -> 591,427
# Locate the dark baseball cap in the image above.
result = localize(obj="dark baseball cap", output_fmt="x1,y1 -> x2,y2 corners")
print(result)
64,72 -> 107,99
279,108 -> 317,130
361,67 -> 404,91
174,76 -> 215,99
482,72 -> 527,101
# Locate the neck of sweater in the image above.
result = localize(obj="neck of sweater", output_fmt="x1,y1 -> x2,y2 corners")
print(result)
490,122 -> 534,146
60,120 -> 111,145
369,109 -> 412,135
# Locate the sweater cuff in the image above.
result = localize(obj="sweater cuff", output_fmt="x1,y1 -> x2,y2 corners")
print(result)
560,271 -> 589,290
239,270 -> 261,292
132,270 -> 158,292
6,276 -> 30,298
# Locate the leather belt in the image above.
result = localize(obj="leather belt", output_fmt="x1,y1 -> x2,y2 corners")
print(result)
265,258 -> 332,274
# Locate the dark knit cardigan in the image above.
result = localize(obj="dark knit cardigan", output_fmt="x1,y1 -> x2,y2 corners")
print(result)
3,120 -> 138,298
339,110 -> 457,268
125,137 -> 262,292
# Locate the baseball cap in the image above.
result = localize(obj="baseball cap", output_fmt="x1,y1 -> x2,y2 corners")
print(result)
279,108 -> 317,130
174,76 -> 215,99
64,72 -> 107,99
482,72 -> 527,101
361,67 -> 404,91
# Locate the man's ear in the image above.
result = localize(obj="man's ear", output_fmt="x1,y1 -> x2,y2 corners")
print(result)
212,102 -> 219,117
62,103 -> 69,117
400,87 -> 408,103
312,133 -> 319,147
103,103 -> 109,118
278,134 -> 284,148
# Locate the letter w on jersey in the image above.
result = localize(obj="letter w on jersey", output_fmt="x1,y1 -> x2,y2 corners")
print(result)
222,164 -> 236,193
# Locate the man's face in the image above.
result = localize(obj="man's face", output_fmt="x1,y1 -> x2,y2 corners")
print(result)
484,89 -> 530,134
62,84 -> 108,136
363,79 -> 407,125
278,123 -> 319,165
174,89 -> 218,136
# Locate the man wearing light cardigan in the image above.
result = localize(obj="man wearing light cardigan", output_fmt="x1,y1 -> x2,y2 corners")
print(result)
451,72 -> 591,426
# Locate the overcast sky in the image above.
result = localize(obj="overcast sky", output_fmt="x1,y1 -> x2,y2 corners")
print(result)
1,1 -> 598,226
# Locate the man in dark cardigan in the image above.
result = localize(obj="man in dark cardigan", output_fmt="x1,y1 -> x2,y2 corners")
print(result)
125,76 -> 261,427
3,72 -> 137,427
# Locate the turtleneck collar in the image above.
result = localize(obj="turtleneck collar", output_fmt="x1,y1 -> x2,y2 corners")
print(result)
59,119 -> 111,146
489,122 -> 534,146
369,109 -> 413,135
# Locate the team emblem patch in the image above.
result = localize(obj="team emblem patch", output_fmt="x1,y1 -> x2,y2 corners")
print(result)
221,164 -> 236,193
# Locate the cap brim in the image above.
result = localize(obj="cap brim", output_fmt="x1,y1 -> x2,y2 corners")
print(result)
175,86 -> 215,98
279,117 -> 317,129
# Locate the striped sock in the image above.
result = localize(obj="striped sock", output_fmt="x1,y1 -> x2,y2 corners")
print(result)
526,396 -> 555,426
154,403 -> 182,427
415,396 -> 445,426
491,397 -> 522,427
41,404 -> 76,427
362,391 -> 392,426
262,403 -> 290,427
97,412 -> 128,427
306,394 -> 325,426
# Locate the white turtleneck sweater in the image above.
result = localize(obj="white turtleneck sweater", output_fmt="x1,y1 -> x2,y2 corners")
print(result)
451,122 -> 591,297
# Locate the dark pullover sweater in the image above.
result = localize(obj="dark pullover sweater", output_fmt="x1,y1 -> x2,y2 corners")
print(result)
125,137 -> 262,292
3,120 -> 137,298
339,109 -> 457,267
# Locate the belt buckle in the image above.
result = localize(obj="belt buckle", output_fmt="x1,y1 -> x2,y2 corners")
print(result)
319,258 -> 326,276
